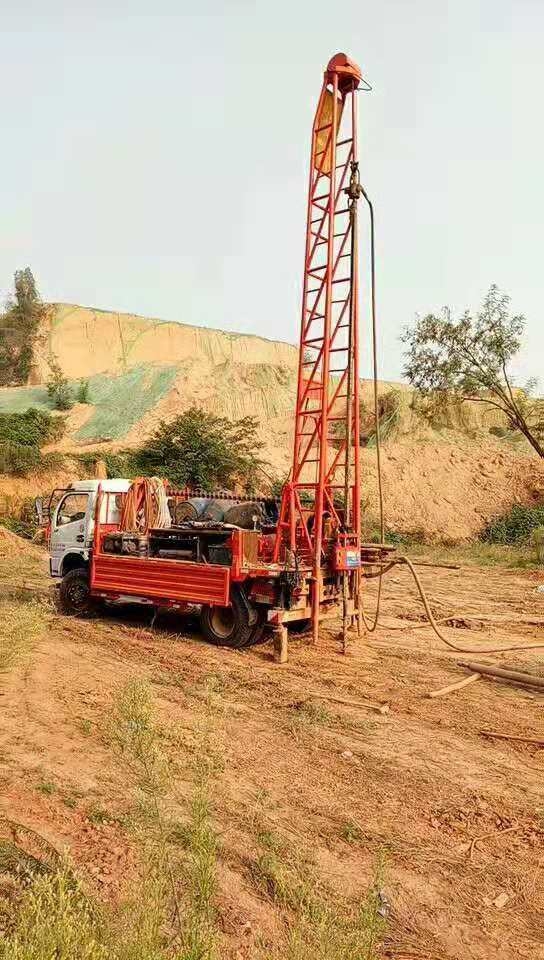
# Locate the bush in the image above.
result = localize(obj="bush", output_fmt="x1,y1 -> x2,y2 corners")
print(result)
481,504 -> 544,545
75,451 -> 136,480
76,379 -> 90,404
47,358 -> 74,411
531,525 -> 544,563
0,441 -> 41,476
132,407 -> 265,490
0,408 -> 65,447
0,409 -> 65,476
332,390 -> 401,448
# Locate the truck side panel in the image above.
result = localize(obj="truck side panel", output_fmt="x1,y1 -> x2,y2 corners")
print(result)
91,554 -> 230,606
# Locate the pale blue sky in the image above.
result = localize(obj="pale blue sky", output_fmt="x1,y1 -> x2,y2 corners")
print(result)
1,0 -> 542,383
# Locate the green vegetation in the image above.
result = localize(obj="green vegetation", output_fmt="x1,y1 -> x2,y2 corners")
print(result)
36,780 -> 57,796
0,600 -> 44,674
403,285 -> 544,457
286,698 -> 332,740
132,406 -> 265,490
0,365 -> 178,444
481,503 -> 544,546
0,408 -> 63,447
253,831 -> 388,959
0,441 -> 41,476
107,678 -> 219,959
0,408 -> 65,476
47,357 -> 74,411
76,379 -> 91,404
74,364 -> 178,442
333,390 -> 401,448
339,820 -> 364,844
0,269 -> 44,386
407,540 -> 540,568
0,678 -> 222,960
532,526 -> 544,563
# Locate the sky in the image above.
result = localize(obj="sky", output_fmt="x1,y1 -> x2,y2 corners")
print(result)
1,0 -> 542,383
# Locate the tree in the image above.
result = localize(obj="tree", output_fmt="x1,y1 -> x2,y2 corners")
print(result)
47,357 -> 74,411
133,407 -> 265,489
402,285 -> 544,458
0,267 -> 44,385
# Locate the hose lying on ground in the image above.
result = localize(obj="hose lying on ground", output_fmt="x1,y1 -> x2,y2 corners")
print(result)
362,554 -> 544,655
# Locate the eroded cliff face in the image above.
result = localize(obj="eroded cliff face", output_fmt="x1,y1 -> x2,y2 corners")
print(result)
32,303 -> 298,383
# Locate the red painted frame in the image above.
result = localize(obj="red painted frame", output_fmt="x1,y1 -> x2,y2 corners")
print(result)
273,54 -> 364,638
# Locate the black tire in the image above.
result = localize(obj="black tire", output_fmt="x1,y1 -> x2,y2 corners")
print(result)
200,588 -> 261,649
59,568 -> 93,617
288,618 -> 311,634
239,606 -> 267,648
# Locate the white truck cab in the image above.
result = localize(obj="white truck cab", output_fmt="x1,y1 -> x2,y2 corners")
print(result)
49,479 -> 131,579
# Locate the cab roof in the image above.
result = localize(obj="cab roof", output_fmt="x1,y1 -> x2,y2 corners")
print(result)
68,479 -> 131,492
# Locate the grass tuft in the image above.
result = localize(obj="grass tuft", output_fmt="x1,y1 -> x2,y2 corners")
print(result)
0,865 -> 108,960
254,832 -> 388,960
0,600 -> 44,674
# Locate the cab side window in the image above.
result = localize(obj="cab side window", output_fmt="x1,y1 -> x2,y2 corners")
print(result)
56,493 -> 89,527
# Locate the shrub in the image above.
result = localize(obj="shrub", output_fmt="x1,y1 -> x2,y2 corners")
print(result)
47,358 -> 74,411
481,504 -> 544,545
76,379 -> 90,404
0,441 -> 41,476
0,409 -> 65,476
132,407 -> 265,490
531,525 -> 544,563
75,451 -> 136,480
333,390 -> 401,448
0,408 -> 64,447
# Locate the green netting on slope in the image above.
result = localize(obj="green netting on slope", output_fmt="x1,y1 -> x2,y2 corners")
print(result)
0,386 -> 52,413
75,364 -> 178,441
0,365 -> 178,441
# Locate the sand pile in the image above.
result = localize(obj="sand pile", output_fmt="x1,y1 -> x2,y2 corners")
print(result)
361,440 -> 544,542
0,525 -> 44,560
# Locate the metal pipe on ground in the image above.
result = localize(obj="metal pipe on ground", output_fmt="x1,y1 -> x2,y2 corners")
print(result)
458,661 -> 544,691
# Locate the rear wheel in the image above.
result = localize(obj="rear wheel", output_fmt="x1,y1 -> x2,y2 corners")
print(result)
59,568 -> 93,616
200,588 -> 263,649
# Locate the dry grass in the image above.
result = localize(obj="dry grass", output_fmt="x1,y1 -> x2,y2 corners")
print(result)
406,540 -> 540,568
0,527 -> 48,588
0,599 -> 44,674
0,679 -> 222,960
252,831 -> 388,959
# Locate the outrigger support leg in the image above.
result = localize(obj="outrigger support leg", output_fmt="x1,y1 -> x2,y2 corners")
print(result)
273,624 -> 289,664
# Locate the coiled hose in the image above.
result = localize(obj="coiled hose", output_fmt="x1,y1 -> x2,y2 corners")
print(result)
120,477 -> 171,534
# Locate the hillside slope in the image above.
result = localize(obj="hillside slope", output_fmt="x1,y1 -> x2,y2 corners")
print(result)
0,302 -> 542,542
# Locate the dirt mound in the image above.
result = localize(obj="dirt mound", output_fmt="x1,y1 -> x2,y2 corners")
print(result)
361,440 -> 544,542
0,525 -> 44,560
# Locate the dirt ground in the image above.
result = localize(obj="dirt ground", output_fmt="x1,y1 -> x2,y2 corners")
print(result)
1,541 -> 544,959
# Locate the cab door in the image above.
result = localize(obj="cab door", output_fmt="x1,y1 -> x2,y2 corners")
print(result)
50,491 -> 90,576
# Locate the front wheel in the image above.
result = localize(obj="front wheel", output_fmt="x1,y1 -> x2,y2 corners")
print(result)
199,588 -> 263,649
59,568 -> 93,616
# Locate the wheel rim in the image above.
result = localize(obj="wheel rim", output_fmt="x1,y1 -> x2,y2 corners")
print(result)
67,578 -> 89,610
209,606 -> 235,639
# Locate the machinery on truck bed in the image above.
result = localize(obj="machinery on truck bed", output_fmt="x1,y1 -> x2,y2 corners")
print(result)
48,52 -> 389,654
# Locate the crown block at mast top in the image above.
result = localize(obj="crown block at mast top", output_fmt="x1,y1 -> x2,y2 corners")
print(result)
325,52 -> 363,90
